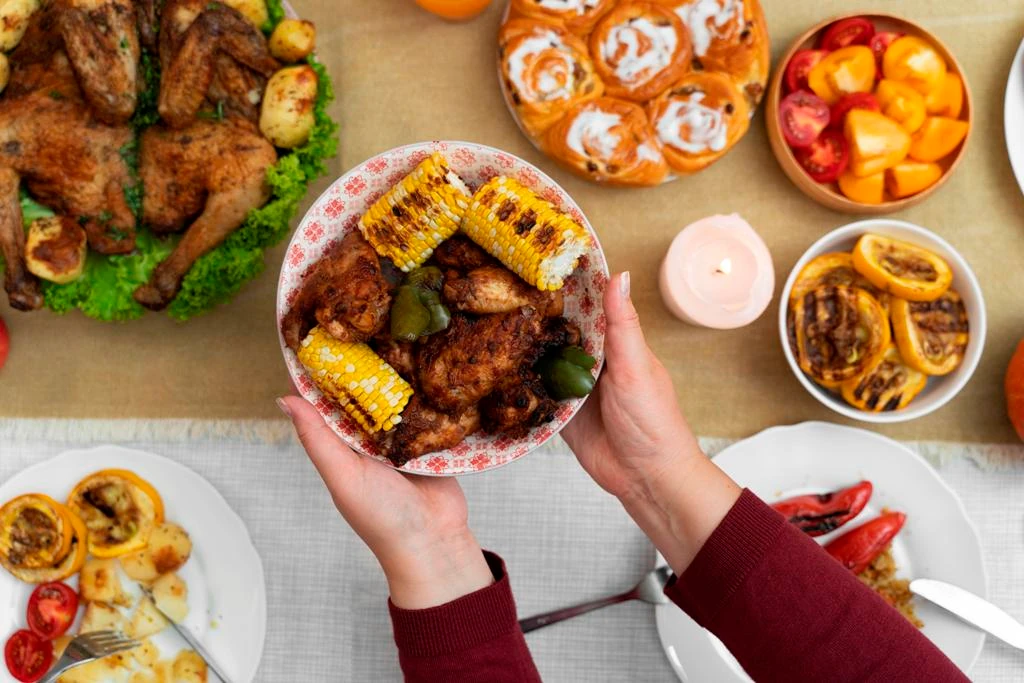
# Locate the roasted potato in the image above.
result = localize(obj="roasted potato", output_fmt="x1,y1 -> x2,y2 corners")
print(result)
130,639 -> 160,668
0,0 -> 39,52
172,650 -> 208,683
0,53 -> 9,96
120,548 -> 159,583
220,0 -> 267,28
151,572 -> 189,624
128,596 -> 169,640
80,557 -> 131,607
268,19 -> 316,63
148,521 -> 192,574
81,601 -> 126,634
25,216 -> 87,284
57,657 -> 130,683
259,65 -> 317,148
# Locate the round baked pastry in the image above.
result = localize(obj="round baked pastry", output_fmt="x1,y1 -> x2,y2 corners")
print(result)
589,2 -> 692,102
659,0 -> 770,107
544,96 -> 669,185
647,71 -> 749,173
499,19 -> 605,137
509,0 -> 617,36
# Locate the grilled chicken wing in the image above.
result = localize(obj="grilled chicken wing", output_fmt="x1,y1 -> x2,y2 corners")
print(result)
158,0 -> 279,128
380,397 -> 480,467
443,265 -> 563,317
431,234 -> 496,271
480,372 -> 557,437
417,307 -> 545,414
371,336 -> 416,386
281,232 -> 393,351
133,118 -> 276,310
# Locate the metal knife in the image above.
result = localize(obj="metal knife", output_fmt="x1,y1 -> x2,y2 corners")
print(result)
140,586 -> 234,683
910,579 -> 1024,651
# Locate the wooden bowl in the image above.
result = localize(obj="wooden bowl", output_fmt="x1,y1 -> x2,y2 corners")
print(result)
765,13 -> 973,214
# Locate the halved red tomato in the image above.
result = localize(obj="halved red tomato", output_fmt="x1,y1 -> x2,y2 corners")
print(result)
819,17 -> 876,51
795,130 -> 849,183
870,31 -> 904,68
4,630 -> 52,683
0,317 -> 8,372
829,92 -> 880,129
27,582 -> 78,640
779,90 -> 830,148
785,49 -> 828,93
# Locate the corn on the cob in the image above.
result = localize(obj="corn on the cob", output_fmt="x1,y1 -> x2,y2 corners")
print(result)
460,176 -> 591,291
298,327 -> 414,433
359,153 -> 471,271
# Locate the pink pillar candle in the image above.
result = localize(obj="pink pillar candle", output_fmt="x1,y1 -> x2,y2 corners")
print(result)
659,214 -> 774,329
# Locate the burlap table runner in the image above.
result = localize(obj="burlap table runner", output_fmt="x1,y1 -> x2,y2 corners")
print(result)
2,0 -> 1022,443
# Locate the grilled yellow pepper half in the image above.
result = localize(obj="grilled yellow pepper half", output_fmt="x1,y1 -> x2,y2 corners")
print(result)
891,290 -> 969,376
841,344 -> 927,412
852,234 -> 952,302
0,493 -> 75,571
67,470 -> 165,558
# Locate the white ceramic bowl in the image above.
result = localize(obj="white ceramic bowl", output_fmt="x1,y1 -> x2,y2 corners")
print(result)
779,220 -> 986,423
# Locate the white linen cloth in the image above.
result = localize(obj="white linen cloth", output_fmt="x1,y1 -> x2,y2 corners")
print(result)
1,428 -> 1022,681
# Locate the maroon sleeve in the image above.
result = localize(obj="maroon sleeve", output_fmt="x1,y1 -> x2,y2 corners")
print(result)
388,551 -> 541,683
666,489 -> 968,683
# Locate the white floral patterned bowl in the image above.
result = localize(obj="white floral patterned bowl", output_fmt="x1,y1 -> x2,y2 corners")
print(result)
276,141 -> 609,476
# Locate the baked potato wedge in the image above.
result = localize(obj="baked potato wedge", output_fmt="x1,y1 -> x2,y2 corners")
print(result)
120,548 -> 159,583
268,19 -> 316,63
80,557 -> 132,606
0,0 -> 39,52
25,216 -> 88,284
148,521 -> 192,574
151,571 -> 189,623
259,65 -> 318,148
81,601 -> 126,634
128,596 -> 169,640
172,650 -> 208,683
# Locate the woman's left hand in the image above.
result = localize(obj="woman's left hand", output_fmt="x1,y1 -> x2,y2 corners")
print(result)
279,396 -> 494,609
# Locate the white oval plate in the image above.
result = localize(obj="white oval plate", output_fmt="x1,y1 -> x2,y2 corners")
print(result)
1005,37 -> 1024,197
655,422 -> 986,681
0,446 -> 267,683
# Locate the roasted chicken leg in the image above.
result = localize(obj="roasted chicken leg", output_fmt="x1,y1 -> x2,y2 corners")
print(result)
380,397 -> 480,467
133,118 -> 276,310
443,265 -> 563,317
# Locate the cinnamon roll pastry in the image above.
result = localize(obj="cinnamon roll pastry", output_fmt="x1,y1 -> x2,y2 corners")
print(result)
509,0 -> 616,36
660,0 -> 770,108
544,97 -> 669,185
499,19 -> 605,137
589,2 -> 692,103
647,71 -> 749,173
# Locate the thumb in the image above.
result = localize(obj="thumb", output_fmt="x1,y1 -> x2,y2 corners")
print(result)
278,395 -> 363,497
603,272 -> 650,372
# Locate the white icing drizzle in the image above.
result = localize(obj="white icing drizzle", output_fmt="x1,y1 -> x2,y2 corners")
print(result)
676,0 -> 744,57
508,31 -> 576,103
656,92 -> 727,154
601,17 -> 678,86
536,0 -> 602,14
566,109 -> 622,160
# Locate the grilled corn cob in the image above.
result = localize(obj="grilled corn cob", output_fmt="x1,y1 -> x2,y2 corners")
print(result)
359,152 -> 471,271
460,176 -> 591,291
298,327 -> 414,433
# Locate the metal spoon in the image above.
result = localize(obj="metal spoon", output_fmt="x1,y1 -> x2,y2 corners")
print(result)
519,565 -> 673,633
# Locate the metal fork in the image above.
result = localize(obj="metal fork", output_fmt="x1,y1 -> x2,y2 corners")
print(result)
519,564 -> 674,633
40,630 -> 138,683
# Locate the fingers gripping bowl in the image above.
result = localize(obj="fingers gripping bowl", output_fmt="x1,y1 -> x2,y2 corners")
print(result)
277,142 -> 609,476
779,220 -> 985,423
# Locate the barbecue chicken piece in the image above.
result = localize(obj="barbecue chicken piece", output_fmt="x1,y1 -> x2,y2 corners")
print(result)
370,335 -> 416,386
281,232 -> 392,351
480,372 -> 557,437
443,265 -> 563,317
0,168 -> 40,311
431,234 -> 496,272
158,0 -> 279,128
417,307 -> 545,414
133,118 -> 276,310
380,397 -> 480,467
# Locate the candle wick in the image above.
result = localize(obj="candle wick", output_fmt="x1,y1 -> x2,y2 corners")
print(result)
715,258 -> 732,276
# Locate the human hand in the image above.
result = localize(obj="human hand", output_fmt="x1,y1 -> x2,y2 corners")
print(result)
562,273 -> 741,572
279,396 -> 494,609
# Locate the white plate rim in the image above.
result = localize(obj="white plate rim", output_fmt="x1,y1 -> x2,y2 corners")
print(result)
654,421 -> 987,682
1004,37 -> 1024,197
0,446 -> 268,683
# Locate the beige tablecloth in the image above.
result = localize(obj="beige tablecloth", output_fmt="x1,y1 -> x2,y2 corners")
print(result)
2,0 -> 1023,443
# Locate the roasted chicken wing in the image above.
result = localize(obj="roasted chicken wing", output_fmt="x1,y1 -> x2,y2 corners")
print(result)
380,397 -> 480,467
417,307 -> 545,414
133,117 -> 276,310
480,372 -> 557,437
443,265 -> 563,317
158,0 -> 279,128
281,232 -> 392,351
431,234 -> 496,271
370,335 -> 416,386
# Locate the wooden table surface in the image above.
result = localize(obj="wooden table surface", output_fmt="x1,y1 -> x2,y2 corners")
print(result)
2,0 -> 1022,443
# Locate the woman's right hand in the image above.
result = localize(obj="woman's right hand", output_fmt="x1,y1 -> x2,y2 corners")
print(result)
562,272 -> 741,573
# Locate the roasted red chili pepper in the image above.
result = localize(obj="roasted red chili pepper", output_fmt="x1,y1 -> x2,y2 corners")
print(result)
771,481 -> 873,536
825,511 -> 907,575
